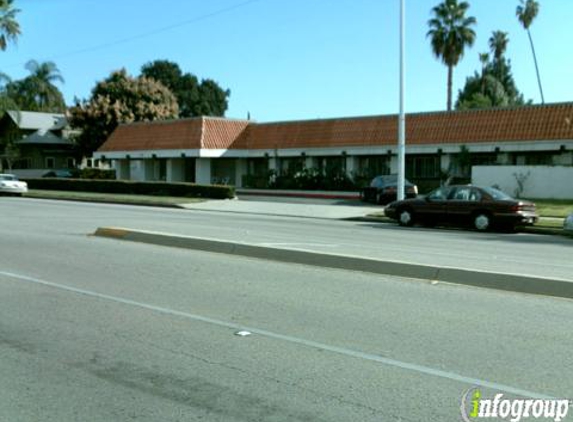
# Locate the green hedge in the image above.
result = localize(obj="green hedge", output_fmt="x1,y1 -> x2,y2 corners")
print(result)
23,178 -> 235,199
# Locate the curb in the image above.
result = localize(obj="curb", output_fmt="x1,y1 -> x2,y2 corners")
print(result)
23,193 -> 186,209
94,227 -> 573,300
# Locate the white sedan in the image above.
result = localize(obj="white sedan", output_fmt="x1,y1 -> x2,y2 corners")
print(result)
0,174 -> 28,195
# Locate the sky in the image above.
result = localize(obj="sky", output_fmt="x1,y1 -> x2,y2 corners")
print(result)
2,0 -> 572,122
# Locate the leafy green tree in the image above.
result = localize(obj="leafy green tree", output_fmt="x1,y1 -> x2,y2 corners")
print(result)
6,60 -> 66,112
427,0 -> 477,111
456,33 -> 526,110
70,69 -> 179,156
516,0 -> 543,103
456,73 -> 509,110
141,60 -> 230,118
0,0 -> 20,51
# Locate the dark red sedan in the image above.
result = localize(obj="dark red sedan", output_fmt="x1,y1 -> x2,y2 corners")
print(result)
384,185 -> 538,231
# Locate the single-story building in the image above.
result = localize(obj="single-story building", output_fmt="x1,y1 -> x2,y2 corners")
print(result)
94,102 -> 573,190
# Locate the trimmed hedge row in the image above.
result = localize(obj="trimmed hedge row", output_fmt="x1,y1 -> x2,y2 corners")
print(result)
23,178 -> 235,199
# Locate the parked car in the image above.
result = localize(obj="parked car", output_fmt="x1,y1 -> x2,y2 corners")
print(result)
564,213 -> 573,234
42,170 -> 74,178
384,185 -> 538,231
0,174 -> 28,196
361,174 -> 418,205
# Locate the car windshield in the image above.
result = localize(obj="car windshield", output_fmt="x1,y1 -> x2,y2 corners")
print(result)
0,174 -> 17,181
483,186 -> 513,200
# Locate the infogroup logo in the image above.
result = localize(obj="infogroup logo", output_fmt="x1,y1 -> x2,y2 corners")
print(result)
460,388 -> 570,422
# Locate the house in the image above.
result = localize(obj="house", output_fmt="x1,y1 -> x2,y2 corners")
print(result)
0,110 -> 76,177
93,102 -> 573,190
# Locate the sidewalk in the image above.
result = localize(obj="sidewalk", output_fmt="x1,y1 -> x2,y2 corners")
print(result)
236,188 -> 360,200
179,198 -> 381,220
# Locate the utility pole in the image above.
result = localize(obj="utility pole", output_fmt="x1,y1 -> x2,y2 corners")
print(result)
397,0 -> 406,200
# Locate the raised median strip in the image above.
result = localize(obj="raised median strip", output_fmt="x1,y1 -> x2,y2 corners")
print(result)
94,227 -> 573,300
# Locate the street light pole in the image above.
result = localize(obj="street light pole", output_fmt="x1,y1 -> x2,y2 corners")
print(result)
397,0 -> 406,200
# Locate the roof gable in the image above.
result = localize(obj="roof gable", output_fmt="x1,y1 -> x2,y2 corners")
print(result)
6,110 -> 67,131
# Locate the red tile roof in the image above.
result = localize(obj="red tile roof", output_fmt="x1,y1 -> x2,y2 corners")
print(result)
98,103 -> 573,153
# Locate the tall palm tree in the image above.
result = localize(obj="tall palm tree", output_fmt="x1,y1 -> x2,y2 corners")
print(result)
0,0 -> 20,51
24,60 -> 65,110
479,52 -> 489,94
488,31 -> 509,62
516,0 -> 544,103
427,0 -> 477,111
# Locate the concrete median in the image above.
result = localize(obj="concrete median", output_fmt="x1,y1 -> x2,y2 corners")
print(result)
94,227 -> 573,300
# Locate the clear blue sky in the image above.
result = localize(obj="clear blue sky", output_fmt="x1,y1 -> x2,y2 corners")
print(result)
2,0 -> 571,122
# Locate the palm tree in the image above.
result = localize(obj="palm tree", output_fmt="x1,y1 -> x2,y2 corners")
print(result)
427,0 -> 477,111
489,31 -> 509,82
24,60 -> 65,110
516,0 -> 544,103
0,0 -> 20,51
489,31 -> 509,62
479,53 -> 489,94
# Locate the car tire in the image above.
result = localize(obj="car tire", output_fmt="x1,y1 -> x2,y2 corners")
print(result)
473,212 -> 491,231
398,208 -> 414,227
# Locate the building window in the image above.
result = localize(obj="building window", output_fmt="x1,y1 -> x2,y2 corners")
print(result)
45,157 -> 55,169
357,155 -> 390,178
406,155 -> 440,179
66,157 -> 75,168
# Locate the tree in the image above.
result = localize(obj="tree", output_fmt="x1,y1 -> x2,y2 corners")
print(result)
516,0 -> 544,103
488,31 -> 509,83
427,0 -> 477,111
1,138 -> 20,171
0,0 -> 20,51
456,73 -> 510,110
489,31 -> 509,62
456,34 -> 527,111
141,60 -> 230,118
7,60 -> 66,112
70,69 -> 179,156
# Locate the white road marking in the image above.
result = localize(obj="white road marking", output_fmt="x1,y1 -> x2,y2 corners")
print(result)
0,270 -> 556,400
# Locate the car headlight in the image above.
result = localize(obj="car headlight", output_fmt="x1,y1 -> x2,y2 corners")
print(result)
0,183 -> 6,187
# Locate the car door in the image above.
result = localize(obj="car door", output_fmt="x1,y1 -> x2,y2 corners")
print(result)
446,187 -> 483,225
417,187 -> 449,223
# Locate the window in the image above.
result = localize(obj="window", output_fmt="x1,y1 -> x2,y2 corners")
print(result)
66,157 -> 75,168
406,155 -> 440,179
357,156 -> 390,177
45,157 -> 55,169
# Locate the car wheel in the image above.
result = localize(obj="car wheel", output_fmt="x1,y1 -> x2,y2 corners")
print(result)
398,208 -> 414,227
473,213 -> 491,231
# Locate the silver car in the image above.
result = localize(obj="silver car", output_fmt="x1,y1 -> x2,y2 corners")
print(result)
0,174 -> 28,196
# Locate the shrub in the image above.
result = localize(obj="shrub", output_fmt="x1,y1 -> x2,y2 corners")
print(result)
79,168 -> 116,180
23,178 -> 234,199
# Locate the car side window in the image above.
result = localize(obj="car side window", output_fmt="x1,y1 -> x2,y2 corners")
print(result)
428,187 -> 449,200
468,188 -> 482,202
452,187 -> 471,201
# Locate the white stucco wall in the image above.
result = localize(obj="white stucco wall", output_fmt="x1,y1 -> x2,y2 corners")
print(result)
472,165 -> 573,199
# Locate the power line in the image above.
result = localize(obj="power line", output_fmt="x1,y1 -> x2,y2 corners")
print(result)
5,0 -> 262,69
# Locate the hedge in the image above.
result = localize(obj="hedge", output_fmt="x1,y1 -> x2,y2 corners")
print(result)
23,178 -> 235,199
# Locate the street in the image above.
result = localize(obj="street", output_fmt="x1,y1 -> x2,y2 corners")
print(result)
1,197 -> 572,421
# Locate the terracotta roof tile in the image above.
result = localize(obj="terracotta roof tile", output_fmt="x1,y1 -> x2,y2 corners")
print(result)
98,103 -> 573,153
99,119 -> 203,152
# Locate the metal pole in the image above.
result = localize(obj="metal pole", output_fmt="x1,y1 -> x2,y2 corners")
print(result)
397,0 -> 406,200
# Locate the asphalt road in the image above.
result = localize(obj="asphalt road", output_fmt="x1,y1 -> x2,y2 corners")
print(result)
1,198 -> 573,421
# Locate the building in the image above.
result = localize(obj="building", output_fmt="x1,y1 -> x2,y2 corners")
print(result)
94,102 -> 573,190
0,110 -> 76,177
